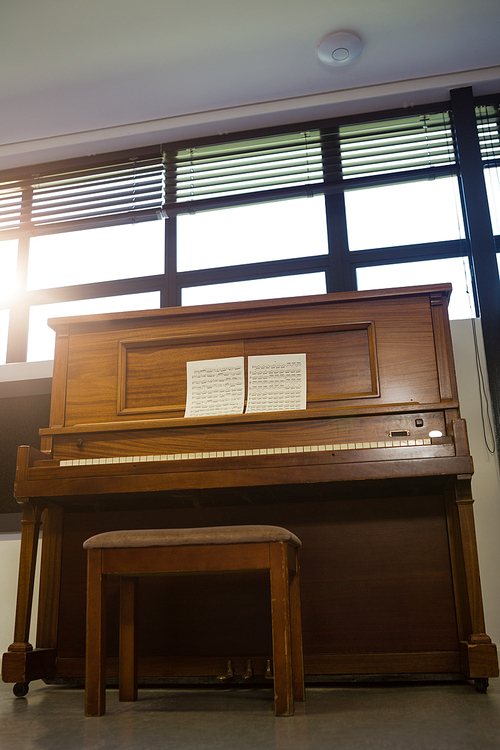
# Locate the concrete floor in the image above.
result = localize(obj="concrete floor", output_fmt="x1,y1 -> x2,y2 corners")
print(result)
1,678 -> 500,750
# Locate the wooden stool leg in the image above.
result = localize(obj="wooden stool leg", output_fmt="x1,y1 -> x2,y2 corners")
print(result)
85,549 -> 107,716
119,577 -> 138,702
289,549 -> 305,702
269,541 -> 294,716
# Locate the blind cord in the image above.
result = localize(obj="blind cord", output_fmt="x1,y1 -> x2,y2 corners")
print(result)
471,316 -> 497,454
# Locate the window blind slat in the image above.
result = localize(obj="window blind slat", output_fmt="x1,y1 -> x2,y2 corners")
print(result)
0,110 -> 457,229
0,156 -> 164,234
476,104 -> 500,166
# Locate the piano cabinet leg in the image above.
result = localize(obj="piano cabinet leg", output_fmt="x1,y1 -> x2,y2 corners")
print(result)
475,678 -> 489,694
445,476 -> 499,680
1,502 -> 62,690
35,504 -> 64,651
7,502 -> 42,654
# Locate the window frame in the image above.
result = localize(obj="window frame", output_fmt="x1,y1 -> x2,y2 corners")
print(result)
0,95 -> 498,363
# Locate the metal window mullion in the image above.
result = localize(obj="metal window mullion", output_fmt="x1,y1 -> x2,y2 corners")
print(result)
321,127 -> 353,292
451,86 -> 500,452
162,151 -> 179,308
23,275 -> 163,307
346,238 -> 467,269
177,255 -> 328,291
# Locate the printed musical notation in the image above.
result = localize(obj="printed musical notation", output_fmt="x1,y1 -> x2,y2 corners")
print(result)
246,354 -> 306,413
184,354 -> 306,418
184,357 -> 245,418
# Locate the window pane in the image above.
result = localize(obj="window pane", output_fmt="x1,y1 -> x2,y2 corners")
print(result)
345,177 -> 464,251
356,258 -> 474,320
27,291 -> 160,362
27,221 -> 164,291
182,272 -> 326,307
0,239 -> 18,304
0,309 -> 9,365
177,197 -> 328,272
484,166 -> 500,236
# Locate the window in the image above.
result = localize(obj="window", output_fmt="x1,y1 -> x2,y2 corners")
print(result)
477,104 -> 500,236
27,292 -> 161,362
27,222 -> 165,290
0,309 -> 8,365
177,197 -> 328,272
0,239 -> 18,304
345,177 -> 464,251
0,94 -> 499,364
181,272 -> 327,306
356,258 -> 473,320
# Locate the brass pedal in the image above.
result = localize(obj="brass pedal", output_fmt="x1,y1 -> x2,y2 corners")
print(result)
216,659 -> 234,681
243,659 -> 254,680
264,659 -> 274,680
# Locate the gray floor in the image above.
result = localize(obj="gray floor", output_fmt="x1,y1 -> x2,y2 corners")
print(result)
2,677 -> 500,750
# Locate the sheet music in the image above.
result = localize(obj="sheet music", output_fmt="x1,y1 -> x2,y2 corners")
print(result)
184,357 -> 245,418
246,354 -> 306,413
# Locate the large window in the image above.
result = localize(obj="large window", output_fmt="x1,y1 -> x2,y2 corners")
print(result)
1,94 -> 499,364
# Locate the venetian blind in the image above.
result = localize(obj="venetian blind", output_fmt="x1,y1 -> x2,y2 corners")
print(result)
0,153 -> 164,238
476,104 -> 500,166
0,109 -> 457,233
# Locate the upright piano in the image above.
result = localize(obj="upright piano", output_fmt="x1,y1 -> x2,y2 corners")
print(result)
2,285 -> 498,694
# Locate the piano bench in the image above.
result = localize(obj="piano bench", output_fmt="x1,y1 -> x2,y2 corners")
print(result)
83,524 -> 305,717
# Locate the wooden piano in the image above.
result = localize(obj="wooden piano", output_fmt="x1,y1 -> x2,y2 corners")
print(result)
2,285 -> 498,695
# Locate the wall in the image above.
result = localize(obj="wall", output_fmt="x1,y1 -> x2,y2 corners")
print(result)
0,320 -> 499,663
450,319 -> 500,646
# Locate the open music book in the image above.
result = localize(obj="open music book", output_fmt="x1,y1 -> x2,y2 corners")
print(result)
184,354 -> 306,418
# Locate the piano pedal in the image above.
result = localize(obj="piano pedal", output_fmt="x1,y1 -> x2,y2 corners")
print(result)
264,659 -> 274,680
216,659 -> 235,681
243,658 -> 254,680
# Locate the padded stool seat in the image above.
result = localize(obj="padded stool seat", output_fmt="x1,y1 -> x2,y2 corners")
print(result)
84,524 -> 305,716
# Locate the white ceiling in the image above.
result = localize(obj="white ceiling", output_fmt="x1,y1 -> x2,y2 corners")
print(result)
1,0 -> 499,169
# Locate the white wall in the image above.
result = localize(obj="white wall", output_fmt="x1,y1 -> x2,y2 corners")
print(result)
0,533 -> 40,654
450,319 -> 500,645
1,318 -> 499,658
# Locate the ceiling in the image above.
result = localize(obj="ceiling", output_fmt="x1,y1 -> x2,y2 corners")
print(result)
0,0 -> 499,169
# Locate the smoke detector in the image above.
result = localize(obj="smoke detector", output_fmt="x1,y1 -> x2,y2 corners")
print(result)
318,32 -> 363,66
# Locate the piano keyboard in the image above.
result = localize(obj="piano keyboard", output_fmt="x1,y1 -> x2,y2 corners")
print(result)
59,438 -> 432,467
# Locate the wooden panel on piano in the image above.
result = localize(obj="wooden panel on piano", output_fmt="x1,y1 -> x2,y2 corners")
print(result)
45,285 -> 454,431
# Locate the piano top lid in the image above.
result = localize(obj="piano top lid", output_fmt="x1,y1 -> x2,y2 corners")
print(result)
46,284 -> 452,332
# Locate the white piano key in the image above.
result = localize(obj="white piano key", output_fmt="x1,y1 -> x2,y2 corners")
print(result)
56,435 -> 435,472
